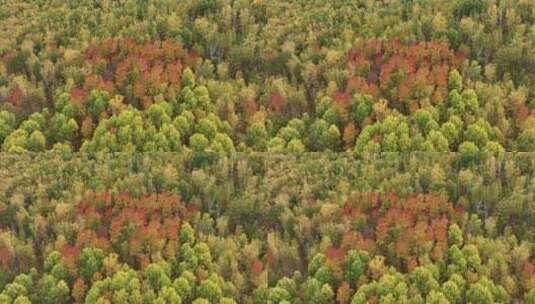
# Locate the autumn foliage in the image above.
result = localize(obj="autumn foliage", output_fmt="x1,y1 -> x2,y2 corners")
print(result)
345,39 -> 464,113
73,191 -> 191,268
79,38 -> 191,109
341,192 -> 462,269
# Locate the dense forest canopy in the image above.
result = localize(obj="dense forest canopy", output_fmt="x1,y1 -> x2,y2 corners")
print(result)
0,0 -> 535,303
1,0 -> 535,153
0,154 -> 534,303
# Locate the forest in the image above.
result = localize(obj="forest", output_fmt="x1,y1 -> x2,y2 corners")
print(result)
0,0 -> 535,303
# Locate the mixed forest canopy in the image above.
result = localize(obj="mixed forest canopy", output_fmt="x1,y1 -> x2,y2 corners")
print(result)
0,154 -> 534,304
0,0 -> 535,153
0,0 -> 535,303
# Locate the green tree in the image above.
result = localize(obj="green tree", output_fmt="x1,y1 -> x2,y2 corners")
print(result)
197,278 -> 222,303
466,282 -> 493,304
345,250 -> 370,288
189,133 -> 210,152
0,111 -> 16,144
87,90 -> 109,118
79,248 -> 104,282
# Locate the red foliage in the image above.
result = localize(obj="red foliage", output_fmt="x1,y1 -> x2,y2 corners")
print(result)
61,244 -> 81,260
522,261 -> 535,283
333,91 -> 351,119
407,258 -> 418,272
269,91 -> 284,114
69,87 -> 88,105
74,191 -> 192,264
0,246 -> 12,268
341,192 -> 461,267
251,258 -> 264,274
346,76 -> 378,97
266,247 -> 274,267
346,39 -> 462,112
60,244 -> 81,276
516,103 -> 530,125
185,49 -> 201,67
326,247 -> 346,262
72,277 -> 87,303
243,99 -> 259,119
8,86 -> 24,107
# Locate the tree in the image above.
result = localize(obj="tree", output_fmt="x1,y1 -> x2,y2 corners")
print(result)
466,282 -> 494,304
448,70 -> 463,92
426,290 -> 449,304
5,51 -> 30,76
148,102 -> 172,129
0,111 -> 16,144
197,118 -> 217,140
211,133 -> 235,153
526,289 -> 535,304
344,250 -> 370,288
518,128 -> 535,151
87,90 -> 109,118
246,122 -> 268,151
410,266 -> 440,296
197,278 -> 223,303
84,269 -> 142,304
448,224 -> 463,247
189,133 -> 209,152
156,286 -> 182,304
182,68 -> 195,88
441,280 -> 461,304
13,295 -> 32,304
464,123 -> 489,148
72,278 -> 86,303
48,114 -> 78,144
79,248 -> 104,282
145,263 -> 172,291
459,141 -> 480,163
349,94 -> 375,126
173,277 -> 192,302
36,275 -> 70,304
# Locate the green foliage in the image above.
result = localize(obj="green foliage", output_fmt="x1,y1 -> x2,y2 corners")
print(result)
0,111 -> 16,143
79,248 -> 104,281
189,133 -> 209,152
350,94 -> 375,125
5,51 -> 30,75
81,106 -> 183,153
345,250 -> 370,287
448,224 -> 464,247
518,128 -> 535,151
87,90 -> 109,119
